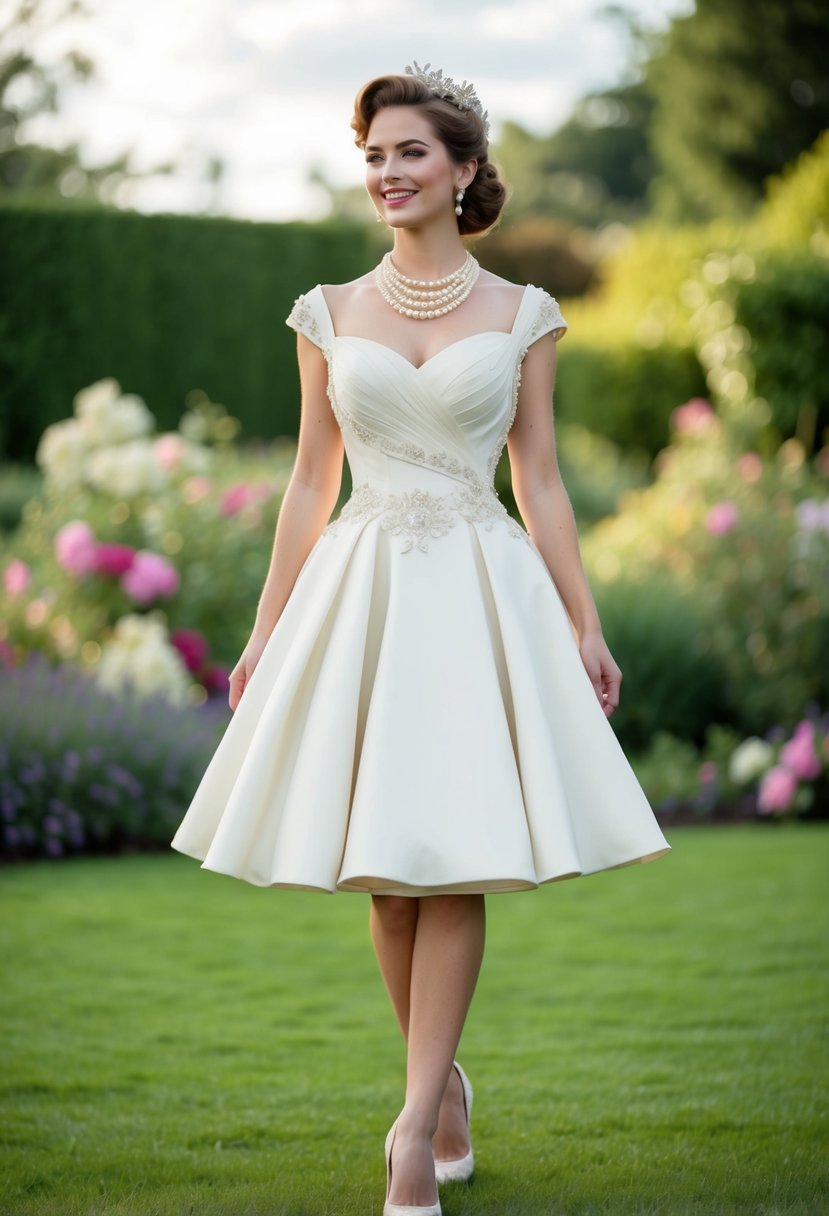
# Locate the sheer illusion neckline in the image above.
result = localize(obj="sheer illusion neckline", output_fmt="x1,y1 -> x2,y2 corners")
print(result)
318,283 -> 531,372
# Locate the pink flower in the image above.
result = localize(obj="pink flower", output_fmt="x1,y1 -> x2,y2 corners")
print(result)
120,551 -> 180,603
4,559 -> 31,599
705,501 -> 740,536
171,628 -> 209,674
203,665 -> 230,694
780,721 -> 822,781
757,765 -> 798,814
220,483 -> 256,517
698,760 -> 718,785
736,453 -> 763,484
93,543 -> 136,577
154,434 -> 186,471
54,520 -> 97,576
671,398 -> 718,434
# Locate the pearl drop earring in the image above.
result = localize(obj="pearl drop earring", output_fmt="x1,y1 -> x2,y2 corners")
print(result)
455,188 -> 465,217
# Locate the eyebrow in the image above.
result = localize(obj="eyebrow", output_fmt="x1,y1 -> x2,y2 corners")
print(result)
365,138 -> 431,152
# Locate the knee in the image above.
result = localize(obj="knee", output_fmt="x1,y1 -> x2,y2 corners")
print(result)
426,893 -> 485,928
371,894 -> 418,934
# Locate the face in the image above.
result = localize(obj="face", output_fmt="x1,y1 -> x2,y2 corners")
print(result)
364,106 -> 475,229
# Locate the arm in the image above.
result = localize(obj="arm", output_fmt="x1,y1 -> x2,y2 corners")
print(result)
505,333 -> 622,717
229,333 -> 343,709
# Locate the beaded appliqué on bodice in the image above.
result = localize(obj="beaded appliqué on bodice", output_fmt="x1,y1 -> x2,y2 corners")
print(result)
325,482 -> 530,554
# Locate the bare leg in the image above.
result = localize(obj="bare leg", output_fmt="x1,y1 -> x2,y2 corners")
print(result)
370,896 -> 476,1164
372,893 -> 486,1207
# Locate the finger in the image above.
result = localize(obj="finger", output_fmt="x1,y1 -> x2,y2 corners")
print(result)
602,668 -> 622,715
228,669 -> 246,711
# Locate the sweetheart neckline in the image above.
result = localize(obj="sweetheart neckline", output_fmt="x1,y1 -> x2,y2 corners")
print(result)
317,282 -> 533,371
333,330 -> 513,372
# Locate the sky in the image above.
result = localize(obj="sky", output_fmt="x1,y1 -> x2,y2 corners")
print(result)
16,0 -> 693,222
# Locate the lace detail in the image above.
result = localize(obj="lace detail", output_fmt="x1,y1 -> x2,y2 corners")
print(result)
325,483 -> 531,553
486,290 -> 567,483
286,291 -> 347,431
286,294 -> 327,353
339,410 -> 482,487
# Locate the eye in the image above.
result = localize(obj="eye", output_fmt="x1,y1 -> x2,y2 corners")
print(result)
403,149 -> 424,157
366,153 -> 382,164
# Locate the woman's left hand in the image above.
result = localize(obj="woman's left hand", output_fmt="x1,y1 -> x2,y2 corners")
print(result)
578,631 -> 623,717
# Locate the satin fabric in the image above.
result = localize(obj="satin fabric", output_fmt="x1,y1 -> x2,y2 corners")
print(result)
171,283 -> 670,893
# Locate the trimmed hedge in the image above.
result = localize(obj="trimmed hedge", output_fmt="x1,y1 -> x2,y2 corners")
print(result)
0,202 -> 373,460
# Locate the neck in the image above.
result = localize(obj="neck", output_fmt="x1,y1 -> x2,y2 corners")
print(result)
389,226 -> 468,281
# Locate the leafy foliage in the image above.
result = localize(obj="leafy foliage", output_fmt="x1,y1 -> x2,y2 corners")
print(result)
645,0 -> 829,220
492,80 -> 656,230
594,574 -> 732,753
583,409 -> 829,738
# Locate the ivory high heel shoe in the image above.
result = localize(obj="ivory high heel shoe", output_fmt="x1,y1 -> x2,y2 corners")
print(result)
384,1119 -> 441,1216
434,1061 -> 474,1185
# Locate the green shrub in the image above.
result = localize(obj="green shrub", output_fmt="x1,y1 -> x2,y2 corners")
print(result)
628,731 -> 706,812
0,464 -> 41,533
1,379 -> 296,692
494,421 -> 651,528
555,339 -> 706,457
593,574 -> 732,753
730,251 -> 829,447
584,410 -> 829,736
0,202 -> 372,461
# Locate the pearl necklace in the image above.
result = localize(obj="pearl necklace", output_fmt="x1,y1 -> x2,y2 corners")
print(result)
375,251 -> 480,319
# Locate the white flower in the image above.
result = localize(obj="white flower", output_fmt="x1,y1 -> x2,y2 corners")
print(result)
729,737 -> 774,785
36,417 -> 89,489
73,378 -> 120,420
96,613 -> 190,704
75,379 -> 154,448
85,438 -> 170,498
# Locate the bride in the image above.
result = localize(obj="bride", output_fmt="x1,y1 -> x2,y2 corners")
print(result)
174,62 -> 669,1215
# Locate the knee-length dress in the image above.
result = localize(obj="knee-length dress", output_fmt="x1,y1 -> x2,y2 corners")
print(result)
171,283 -> 671,894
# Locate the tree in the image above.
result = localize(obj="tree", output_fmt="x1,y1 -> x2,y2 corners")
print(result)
645,0 -> 829,220
493,80 -> 656,229
0,0 -> 175,204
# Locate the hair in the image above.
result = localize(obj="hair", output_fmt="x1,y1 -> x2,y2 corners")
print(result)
351,74 -> 508,237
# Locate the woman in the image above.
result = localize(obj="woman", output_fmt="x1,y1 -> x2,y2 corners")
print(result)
172,63 -> 670,1215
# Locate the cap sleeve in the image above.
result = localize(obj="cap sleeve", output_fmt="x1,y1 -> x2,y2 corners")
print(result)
526,288 -> 567,346
285,285 -> 332,354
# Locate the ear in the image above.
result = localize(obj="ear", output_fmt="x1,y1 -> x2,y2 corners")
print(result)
456,159 -> 477,190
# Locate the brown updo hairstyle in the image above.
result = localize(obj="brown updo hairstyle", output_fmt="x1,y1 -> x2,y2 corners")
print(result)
351,74 -> 508,237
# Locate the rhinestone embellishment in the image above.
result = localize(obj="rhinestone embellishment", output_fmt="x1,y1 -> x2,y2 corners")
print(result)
404,61 -> 490,139
326,483 -> 531,553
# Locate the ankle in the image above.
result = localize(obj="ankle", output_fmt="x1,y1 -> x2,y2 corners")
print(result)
397,1106 -> 439,1140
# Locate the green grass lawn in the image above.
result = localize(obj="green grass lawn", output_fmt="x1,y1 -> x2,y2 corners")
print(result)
1,825 -> 827,1216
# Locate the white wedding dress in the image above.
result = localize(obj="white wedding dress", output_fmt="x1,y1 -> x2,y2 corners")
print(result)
171,283 -> 670,894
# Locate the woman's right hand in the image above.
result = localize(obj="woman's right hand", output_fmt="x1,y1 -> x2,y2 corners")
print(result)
228,632 -> 269,711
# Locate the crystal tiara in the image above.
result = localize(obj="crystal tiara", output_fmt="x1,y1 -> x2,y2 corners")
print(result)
404,60 -> 490,140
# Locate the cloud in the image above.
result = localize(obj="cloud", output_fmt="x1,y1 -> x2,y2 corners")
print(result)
20,0 -> 689,219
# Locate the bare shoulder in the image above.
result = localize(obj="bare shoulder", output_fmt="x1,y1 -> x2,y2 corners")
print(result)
477,269 -> 525,294
321,275 -> 374,305
320,275 -> 376,328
